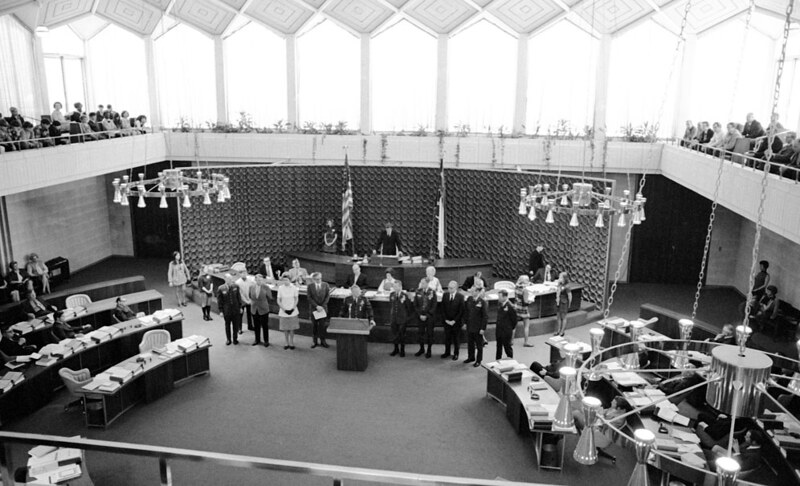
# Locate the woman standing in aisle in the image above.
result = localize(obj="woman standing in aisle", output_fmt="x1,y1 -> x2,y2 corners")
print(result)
198,266 -> 214,320
277,275 -> 300,349
167,251 -> 190,307
554,272 -> 572,337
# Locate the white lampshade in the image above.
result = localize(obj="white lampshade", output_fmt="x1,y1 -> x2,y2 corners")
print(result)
120,196 -> 129,207
203,192 -> 212,205
159,195 -> 168,209
545,209 -> 555,224
182,194 -> 191,208
137,195 -> 146,208
595,213 -> 604,228
573,396 -> 602,465
528,206 -> 536,221
617,212 -> 626,227
217,190 -> 225,203
715,456 -> 740,486
569,212 -> 579,227
626,429 -> 655,486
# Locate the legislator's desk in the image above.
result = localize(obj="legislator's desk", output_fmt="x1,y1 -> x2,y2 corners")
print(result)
545,335 -> 592,364
80,337 -> 210,428
0,313 -> 183,426
9,290 -> 164,348
286,252 -> 494,290
327,318 -> 372,371
483,359 -> 577,471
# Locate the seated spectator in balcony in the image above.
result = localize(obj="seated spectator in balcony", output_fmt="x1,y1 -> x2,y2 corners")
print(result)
79,115 -> 96,141
680,120 -> 697,148
704,122 -> 725,155
49,120 -> 66,145
101,112 -> 117,136
721,123 -> 743,158
87,113 -> 106,139
21,289 -> 56,319
691,122 -> 713,150
776,139 -> 800,178
4,107 -> 24,128
97,104 -> 105,117
742,113 -> 765,147
105,104 -> 117,119
119,111 -> 133,136
34,119 -> 54,148
26,253 -> 49,294
746,132 -> 783,169
772,132 -> 797,164
69,102 -> 84,123
135,115 -> 148,133
19,121 -> 38,150
0,120 -> 16,153
51,102 -> 66,128
769,113 -> 784,134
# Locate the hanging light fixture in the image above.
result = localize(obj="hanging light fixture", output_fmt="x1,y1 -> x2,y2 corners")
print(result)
111,169 -> 229,209
553,367 -> 577,429
626,429 -> 655,486
573,396 -> 602,465
519,183 -> 645,228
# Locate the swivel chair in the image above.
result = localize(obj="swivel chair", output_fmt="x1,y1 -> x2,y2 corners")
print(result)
138,329 -> 170,353
58,367 -> 92,412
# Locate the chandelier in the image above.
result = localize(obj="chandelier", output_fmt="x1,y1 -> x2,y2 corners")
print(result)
111,169 -> 230,209
518,182 -> 646,228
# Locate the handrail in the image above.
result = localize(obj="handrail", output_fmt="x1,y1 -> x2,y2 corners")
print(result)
0,432 -> 553,486
672,139 -> 800,182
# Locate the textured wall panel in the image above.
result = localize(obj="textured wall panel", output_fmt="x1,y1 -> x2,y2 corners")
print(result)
180,166 -> 609,303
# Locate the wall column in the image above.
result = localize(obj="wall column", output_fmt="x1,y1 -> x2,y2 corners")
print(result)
144,36 -> 161,129
359,33 -> 371,134
592,34 -> 612,166
672,33 -> 697,138
213,35 -> 228,125
434,33 -> 448,132
286,34 -> 299,128
512,33 -> 528,136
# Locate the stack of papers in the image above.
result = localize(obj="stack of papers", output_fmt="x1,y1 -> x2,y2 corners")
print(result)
611,372 -> 650,387
655,403 -> 691,426
16,353 -> 42,363
27,446 -> 83,483
59,339 -> 85,352
85,330 -> 112,344
138,315 -> 156,326
671,429 -> 701,444
0,371 -> 25,392
624,388 -> 666,408
10,321 -> 35,334
187,335 -> 211,348
175,338 -> 198,353
106,366 -> 134,384
152,309 -> 183,323
4,360 -> 26,370
98,326 -> 122,338
48,345 -> 73,359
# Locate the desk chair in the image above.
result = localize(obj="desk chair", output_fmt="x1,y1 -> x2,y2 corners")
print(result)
65,294 -> 91,309
493,281 -> 515,291
139,330 -> 170,353
59,368 -> 92,412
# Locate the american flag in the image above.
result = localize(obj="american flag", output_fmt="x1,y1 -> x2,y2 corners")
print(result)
436,157 -> 446,257
341,153 -> 354,251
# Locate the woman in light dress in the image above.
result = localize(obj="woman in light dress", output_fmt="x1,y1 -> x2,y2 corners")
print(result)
167,251 -> 191,307
277,275 -> 299,349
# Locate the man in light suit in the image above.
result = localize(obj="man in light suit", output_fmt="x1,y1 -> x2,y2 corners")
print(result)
249,274 -> 273,347
374,222 -> 403,256
440,280 -> 465,360
307,272 -> 331,348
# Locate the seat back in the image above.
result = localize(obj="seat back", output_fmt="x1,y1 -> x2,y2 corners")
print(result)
493,281 -> 515,291
65,293 -> 91,308
731,138 -> 751,164
139,329 -> 170,353
58,367 -> 92,397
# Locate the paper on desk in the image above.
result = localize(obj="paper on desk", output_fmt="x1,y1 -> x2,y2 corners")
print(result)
677,443 -> 703,454
612,372 -> 650,387
313,309 -> 327,320
28,446 -> 57,458
671,429 -> 701,444
680,452 -> 706,468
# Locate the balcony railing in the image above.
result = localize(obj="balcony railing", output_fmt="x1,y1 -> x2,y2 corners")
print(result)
0,431 -> 554,486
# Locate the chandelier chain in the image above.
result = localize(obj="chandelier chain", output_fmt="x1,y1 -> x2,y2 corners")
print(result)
691,158 -> 724,320
743,0 -> 793,327
727,0 -> 756,121
603,0 -> 693,318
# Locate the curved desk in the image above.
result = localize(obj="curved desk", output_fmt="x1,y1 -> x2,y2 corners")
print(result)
286,252 -> 493,290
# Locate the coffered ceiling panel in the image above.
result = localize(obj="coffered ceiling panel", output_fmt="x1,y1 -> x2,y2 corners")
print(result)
324,0 -> 393,32
41,0 -> 93,28
572,0 -> 650,33
486,0 -> 562,33
472,0 -> 494,7
662,0 -> 749,33
144,0 -> 171,9
384,0 -> 409,8
301,0 -> 327,8
405,0 -> 478,34
219,0 -> 249,9
245,0 -> 314,33
96,0 -> 161,35
0,0 -> 35,16
171,0 -> 236,34
756,0 -> 800,19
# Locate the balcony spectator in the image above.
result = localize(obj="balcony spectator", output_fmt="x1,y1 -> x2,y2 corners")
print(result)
135,115 -> 148,133
777,138 -> 800,178
6,261 -> 29,301
691,121 -> 713,150
0,119 -> 16,153
34,119 -> 53,147
720,122 -> 743,158
119,111 -> 133,136
97,104 -> 105,117
19,121 -> 38,149
49,120 -> 66,145
69,102 -> 84,123
742,113 -> 765,144
101,112 -> 117,136
680,120 -> 697,148
80,115 -> 97,141
51,102 -> 66,128
88,112 -> 106,139
26,253 -> 49,294
704,122 -> 725,155
4,107 -> 24,127
105,104 -> 117,119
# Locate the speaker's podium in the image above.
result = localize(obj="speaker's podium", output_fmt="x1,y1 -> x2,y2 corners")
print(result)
327,317 -> 373,371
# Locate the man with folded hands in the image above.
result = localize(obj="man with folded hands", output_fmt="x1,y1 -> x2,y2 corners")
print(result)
0,326 -> 36,357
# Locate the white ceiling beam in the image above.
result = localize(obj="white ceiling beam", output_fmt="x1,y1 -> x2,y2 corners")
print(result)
295,0 -> 339,36
370,0 -> 438,38
697,7 -> 750,37
221,0 -> 257,38
456,0 -> 517,38
612,0 -> 683,38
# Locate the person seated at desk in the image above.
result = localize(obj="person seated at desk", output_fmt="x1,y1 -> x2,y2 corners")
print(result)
377,268 -> 397,293
257,256 -> 281,282
706,324 -> 735,345
420,266 -> 442,293
6,261 -> 30,300
51,311 -> 91,341
461,271 -> 486,291
572,396 -> 632,459
345,263 -> 368,288
339,285 -> 375,326
285,258 -> 309,285
530,349 -> 585,391
112,297 -> 137,323
21,290 -> 56,319
706,429 -> 763,473
0,326 -> 36,357
373,222 -> 402,256
659,366 -> 708,410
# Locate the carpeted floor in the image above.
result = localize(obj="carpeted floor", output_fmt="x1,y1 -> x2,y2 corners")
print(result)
5,257 -> 795,485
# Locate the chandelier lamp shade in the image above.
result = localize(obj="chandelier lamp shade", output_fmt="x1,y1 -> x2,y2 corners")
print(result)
518,183 -> 646,228
112,169 -> 230,209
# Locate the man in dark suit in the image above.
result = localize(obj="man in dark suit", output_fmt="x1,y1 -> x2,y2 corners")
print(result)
4,107 -> 24,128
495,290 -> 517,360
0,327 -> 35,357
464,287 -> 488,367
440,280 -> 465,360
21,290 -> 56,319
339,285 -> 375,325
374,222 -> 402,256
345,263 -> 368,288
51,310 -> 91,341
742,113 -> 765,140
257,256 -> 281,282
249,274 -> 272,347
413,279 -> 437,358
69,102 -> 84,123
88,112 -> 106,138
388,281 -> 414,357
307,272 -> 330,348
529,245 -> 545,278
461,271 -> 487,291
216,274 -> 242,345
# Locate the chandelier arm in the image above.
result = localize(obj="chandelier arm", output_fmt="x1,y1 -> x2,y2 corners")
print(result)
756,384 -> 800,427
766,379 -> 800,398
